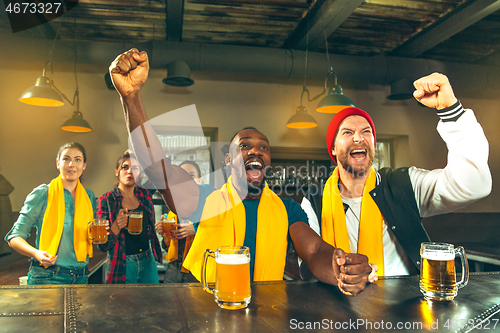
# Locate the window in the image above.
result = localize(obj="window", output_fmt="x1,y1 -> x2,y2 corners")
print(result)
373,139 -> 393,170
148,127 -> 218,217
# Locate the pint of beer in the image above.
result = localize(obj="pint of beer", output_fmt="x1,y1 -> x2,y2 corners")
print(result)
162,216 -> 176,240
127,210 -> 143,235
202,246 -> 251,310
419,242 -> 469,301
88,219 -> 108,244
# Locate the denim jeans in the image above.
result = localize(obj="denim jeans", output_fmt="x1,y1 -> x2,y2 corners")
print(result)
28,264 -> 89,285
125,249 -> 159,284
163,260 -> 198,283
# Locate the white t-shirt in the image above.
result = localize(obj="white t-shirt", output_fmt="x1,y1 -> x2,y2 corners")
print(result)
300,195 -> 412,276
341,196 -> 412,276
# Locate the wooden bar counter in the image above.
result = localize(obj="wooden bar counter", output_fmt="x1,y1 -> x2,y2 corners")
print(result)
0,272 -> 499,332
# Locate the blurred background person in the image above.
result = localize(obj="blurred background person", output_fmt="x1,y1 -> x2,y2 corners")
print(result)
156,160 -> 208,283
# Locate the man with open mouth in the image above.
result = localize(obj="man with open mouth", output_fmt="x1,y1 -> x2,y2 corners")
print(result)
109,48 -> 376,296
313,72 -> 492,278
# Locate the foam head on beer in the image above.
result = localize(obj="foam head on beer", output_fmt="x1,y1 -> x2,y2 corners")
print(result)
216,253 -> 250,264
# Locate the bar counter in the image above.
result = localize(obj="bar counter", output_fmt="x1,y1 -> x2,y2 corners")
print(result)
0,272 -> 499,332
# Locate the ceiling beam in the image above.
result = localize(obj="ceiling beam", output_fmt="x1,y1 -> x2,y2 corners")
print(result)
284,0 -> 364,50
393,0 -> 500,58
166,0 -> 184,42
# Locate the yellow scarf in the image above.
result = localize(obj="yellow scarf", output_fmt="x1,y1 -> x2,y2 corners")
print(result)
164,211 -> 194,273
39,175 -> 94,263
321,167 -> 384,276
183,176 -> 288,282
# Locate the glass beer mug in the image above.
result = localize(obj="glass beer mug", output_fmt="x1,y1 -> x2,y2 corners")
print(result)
127,210 -> 143,235
420,242 -> 469,301
88,218 -> 108,244
201,246 -> 251,310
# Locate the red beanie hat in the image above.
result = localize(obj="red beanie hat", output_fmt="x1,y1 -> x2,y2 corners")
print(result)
326,107 -> 376,164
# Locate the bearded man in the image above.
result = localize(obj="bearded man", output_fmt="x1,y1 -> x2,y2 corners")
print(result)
317,73 -> 492,277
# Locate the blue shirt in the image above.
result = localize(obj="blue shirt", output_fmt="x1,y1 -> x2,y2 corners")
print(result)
191,184 -> 309,278
242,198 -> 308,278
5,184 -> 97,268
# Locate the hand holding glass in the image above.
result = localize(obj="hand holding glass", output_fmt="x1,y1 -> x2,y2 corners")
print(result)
127,210 -> 143,235
162,216 -> 176,240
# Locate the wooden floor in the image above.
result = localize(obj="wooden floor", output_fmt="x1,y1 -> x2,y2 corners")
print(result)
0,259 -> 29,285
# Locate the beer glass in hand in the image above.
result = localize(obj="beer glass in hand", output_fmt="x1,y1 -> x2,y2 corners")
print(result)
127,210 -> 143,235
162,216 -> 176,240
420,242 -> 469,301
201,246 -> 251,310
88,219 -> 108,244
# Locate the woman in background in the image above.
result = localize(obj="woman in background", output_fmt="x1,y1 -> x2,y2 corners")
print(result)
5,142 -> 96,285
156,161 -> 205,283
97,152 -> 162,284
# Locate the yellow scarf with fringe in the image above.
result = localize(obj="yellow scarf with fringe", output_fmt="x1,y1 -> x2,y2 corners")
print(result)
164,211 -> 194,273
183,176 -> 288,282
39,175 -> 94,263
321,167 -> 384,276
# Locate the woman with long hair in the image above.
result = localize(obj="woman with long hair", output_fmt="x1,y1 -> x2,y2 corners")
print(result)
5,142 -> 96,285
97,152 -> 162,283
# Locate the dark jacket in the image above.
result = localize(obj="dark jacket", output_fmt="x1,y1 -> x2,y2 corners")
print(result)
306,167 -> 430,274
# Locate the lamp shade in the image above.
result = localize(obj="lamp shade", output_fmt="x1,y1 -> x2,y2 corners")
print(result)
387,78 -> 414,100
286,106 -> 318,129
316,85 -> 355,113
162,60 -> 194,87
61,111 -> 92,133
19,76 -> 64,107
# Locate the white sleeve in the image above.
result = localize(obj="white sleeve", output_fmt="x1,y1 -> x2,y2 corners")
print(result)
410,109 -> 492,218
300,197 -> 321,236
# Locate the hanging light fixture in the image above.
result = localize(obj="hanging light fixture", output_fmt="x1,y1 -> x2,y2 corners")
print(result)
163,60 -> 194,87
316,67 -> 355,113
61,90 -> 92,132
287,83 -> 318,129
287,105 -> 317,129
19,60 -> 64,107
286,6 -> 317,129
387,78 -> 414,100
314,9 -> 355,114
61,20 -> 92,133
286,58 -> 318,128
18,21 -> 92,132
61,53 -> 92,132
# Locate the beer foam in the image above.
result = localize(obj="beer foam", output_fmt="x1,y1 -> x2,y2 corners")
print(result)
216,254 -> 250,265
422,251 -> 454,261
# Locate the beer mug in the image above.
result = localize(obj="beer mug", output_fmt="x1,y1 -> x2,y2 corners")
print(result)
88,219 -> 108,244
420,242 -> 469,301
127,210 -> 143,235
162,216 -> 176,240
201,246 -> 251,310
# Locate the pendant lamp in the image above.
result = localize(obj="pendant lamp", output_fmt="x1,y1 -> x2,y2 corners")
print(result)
19,61 -> 64,107
163,60 -> 194,87
61,111 -> 92,133
387,78 -> 414,100
286,106 -> 317,129
286,10 -> 317,130
316,67 -> 355,113
61,90 -> 92,133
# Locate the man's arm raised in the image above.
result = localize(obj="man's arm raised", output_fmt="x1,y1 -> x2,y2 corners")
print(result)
290,222 -> 374,296
413,72 -> 458,110
109,48 -> 199,218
